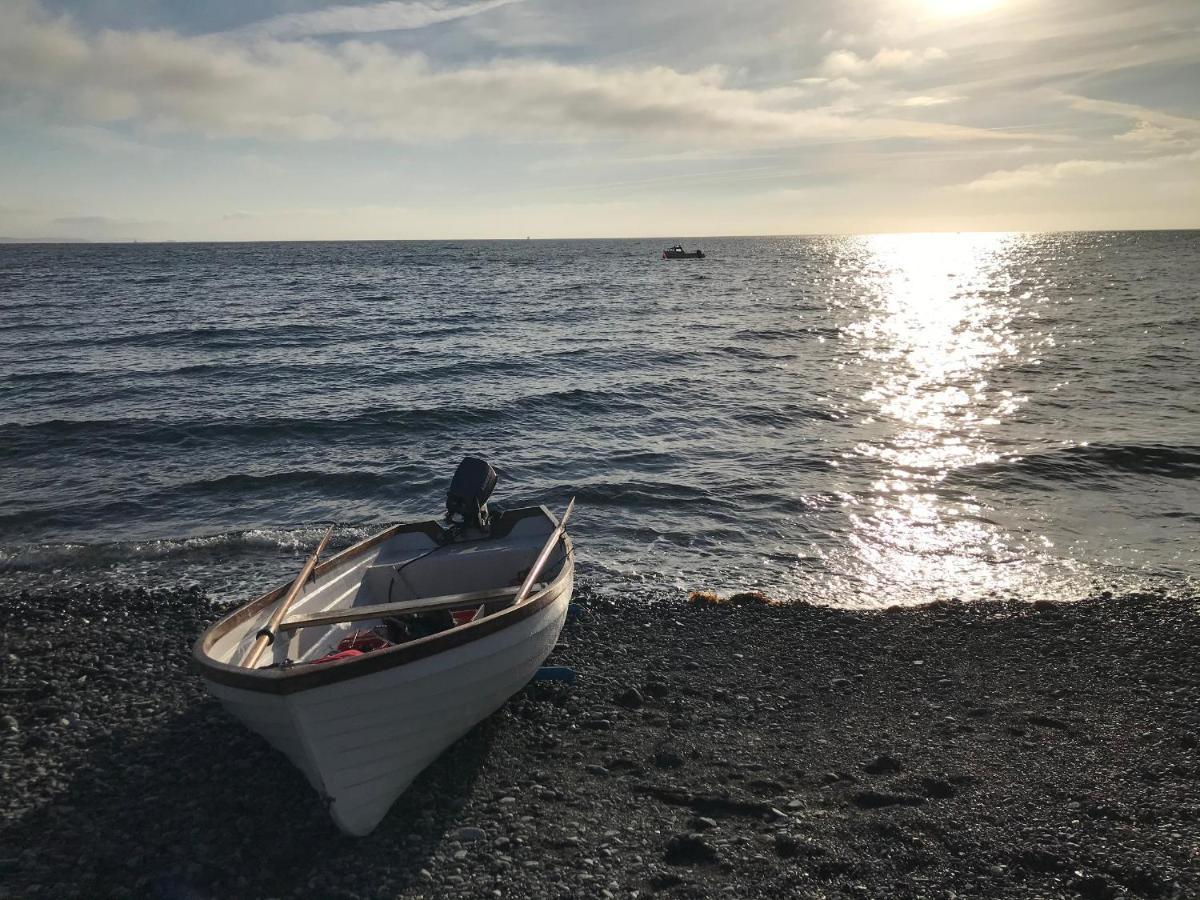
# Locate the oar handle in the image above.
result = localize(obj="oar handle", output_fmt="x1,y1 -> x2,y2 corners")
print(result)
241,525 -> 335,669
514,498 -> 574,605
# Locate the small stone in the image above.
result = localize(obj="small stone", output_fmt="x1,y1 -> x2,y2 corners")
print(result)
499,796 -> 517,805
690,817 -> 718,831
664,833 -> 719,866
774,833 -> 801,859
654,749 -> 684,769
1073,874 -> 1117,900
453,849 -> 469,861
862,754 -> 902,775
830,677 -> 851,689
920,777 -> 957,799
614,686 -> 644,709
454,827 -> 486,843
644,680 -> 670,699
1,716 -> 17,734
585,764 -> 610,777
849,790 -> 925,809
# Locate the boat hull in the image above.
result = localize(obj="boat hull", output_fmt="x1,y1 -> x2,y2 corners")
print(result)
203,575 -> 570,835
193,506 -> 575,835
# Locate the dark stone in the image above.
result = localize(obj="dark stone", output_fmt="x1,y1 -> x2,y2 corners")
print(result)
919,777 -> 957,799
644,681 -> 670,700
862,754 -> 902,775
614,687 -> 644,710
849,790 -> 925,809
1073,874 -> 1117,900
1014,848 -> 1066,873
1027,713 -> 1070,730
815,858 -> 856,879
648,871 -> 685,890
773,833 -> 800,858
654,749 -> 684,769
664,833 -> 719,866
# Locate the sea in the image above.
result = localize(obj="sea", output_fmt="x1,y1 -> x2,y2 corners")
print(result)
1,232 -> 1197,607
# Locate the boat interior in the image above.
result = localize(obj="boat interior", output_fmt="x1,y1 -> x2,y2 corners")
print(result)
205,507 -> 568,669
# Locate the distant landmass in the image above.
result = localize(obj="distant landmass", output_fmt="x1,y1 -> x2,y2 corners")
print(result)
0,237 -> 91,244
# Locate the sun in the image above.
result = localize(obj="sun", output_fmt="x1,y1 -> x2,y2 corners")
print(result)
925,0 -> 1002,15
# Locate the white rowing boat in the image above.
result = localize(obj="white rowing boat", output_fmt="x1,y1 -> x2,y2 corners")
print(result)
192,459 -> 574,835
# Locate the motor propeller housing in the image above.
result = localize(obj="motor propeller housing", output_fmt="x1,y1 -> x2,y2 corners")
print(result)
445,456 -> 497,534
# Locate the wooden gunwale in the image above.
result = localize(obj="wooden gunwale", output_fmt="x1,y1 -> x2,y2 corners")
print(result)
191,507 -> 571,696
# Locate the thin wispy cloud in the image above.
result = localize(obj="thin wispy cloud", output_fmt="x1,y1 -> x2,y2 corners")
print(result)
237,0 -> 521,39
820,47 -> 947,79
963,149 -> 1200,192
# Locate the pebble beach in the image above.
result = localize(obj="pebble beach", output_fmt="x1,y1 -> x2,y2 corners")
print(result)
2,583 -> 1197,899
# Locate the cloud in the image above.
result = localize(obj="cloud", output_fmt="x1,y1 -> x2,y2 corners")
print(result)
1114,120 -> 1191,149
238,0 -> 521,39
894,95 -> 962,108
963,149 -> 1200,192
49,124 -> 168,160
52,215 -> 124,226
820,47 -> 947,78
0,1 -> 1025,149
1060,93 -> 1200,136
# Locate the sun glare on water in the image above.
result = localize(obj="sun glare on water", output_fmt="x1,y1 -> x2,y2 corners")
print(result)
839,232 -> 1036,601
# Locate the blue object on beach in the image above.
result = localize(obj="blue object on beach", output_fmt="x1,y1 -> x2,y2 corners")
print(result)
567,603 -> 582,622
533,665 -> 576,684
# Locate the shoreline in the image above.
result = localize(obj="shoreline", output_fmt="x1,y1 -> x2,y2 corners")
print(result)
1,583 -> 1197,899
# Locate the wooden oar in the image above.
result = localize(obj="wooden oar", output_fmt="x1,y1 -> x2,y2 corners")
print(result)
513,497 -> 575,606
241,525 -> 334,669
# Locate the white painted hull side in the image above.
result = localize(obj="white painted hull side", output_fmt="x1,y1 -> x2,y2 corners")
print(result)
203,576 -> 572,835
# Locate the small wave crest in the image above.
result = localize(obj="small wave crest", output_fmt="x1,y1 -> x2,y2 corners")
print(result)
962,442 -> 1200,484
4,385 -> 658,455
0,525 -> 378,574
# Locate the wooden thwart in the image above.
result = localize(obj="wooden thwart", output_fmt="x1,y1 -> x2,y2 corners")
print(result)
278,583 -> 547,632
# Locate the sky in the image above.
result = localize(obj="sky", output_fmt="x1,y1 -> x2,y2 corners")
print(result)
0,0 -> 1197,240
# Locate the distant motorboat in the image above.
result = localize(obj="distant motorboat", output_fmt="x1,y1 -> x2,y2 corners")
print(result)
662,245 -> 705,259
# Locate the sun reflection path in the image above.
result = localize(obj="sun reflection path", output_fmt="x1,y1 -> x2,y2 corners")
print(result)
841,232 -> 1040,602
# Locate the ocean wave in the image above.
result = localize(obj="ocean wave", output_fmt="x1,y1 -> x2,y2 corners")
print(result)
571,478 -> 730,510
0,524 -> 380,574
35,323 -> 336,352
175,469 -> 396,497
2,385 -> 658,455
961,443 -> 1200,484
732,403 -> 840,426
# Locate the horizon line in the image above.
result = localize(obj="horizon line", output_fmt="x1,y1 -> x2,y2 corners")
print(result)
3,226 -> 1199,246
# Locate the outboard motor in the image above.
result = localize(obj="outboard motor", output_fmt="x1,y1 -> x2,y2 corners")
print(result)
445,456 -> 497,537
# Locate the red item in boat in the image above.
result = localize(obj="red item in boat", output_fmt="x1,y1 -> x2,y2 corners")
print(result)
336,630 -> 391,653
451,606 -> 482,626
310,649 -> 364,665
